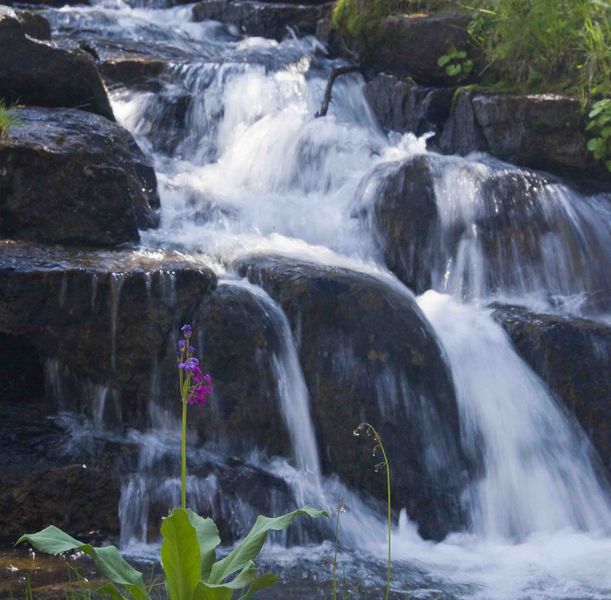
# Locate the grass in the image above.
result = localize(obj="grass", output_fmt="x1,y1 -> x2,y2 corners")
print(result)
0,100 -> 20,139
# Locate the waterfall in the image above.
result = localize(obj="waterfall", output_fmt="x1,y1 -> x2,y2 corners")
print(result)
418,291 -> 611,539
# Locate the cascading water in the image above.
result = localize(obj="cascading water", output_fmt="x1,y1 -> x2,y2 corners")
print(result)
33,1 -> 611,597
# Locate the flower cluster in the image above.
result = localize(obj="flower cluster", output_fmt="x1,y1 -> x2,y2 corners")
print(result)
177,324 -> 213,406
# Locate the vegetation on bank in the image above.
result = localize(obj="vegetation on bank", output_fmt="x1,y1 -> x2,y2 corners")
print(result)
0,100 -> 19,138
332,0 -> 611,170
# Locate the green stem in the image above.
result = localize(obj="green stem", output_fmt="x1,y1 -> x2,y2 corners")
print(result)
181,398 -> 188,510
362,423 -> 391,599
332,509 -> 341,600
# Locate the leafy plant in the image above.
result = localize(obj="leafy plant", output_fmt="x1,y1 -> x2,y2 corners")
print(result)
353,423 -> 392,600
438,47 -> 474,81
18,324 -> 326,599
0,100 -> 20,139
586,98 -> 611,171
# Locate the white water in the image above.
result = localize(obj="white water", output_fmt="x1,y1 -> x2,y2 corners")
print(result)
39,2 -> 611,597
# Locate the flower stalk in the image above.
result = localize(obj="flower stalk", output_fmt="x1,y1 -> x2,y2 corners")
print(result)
176,324 -> 213,509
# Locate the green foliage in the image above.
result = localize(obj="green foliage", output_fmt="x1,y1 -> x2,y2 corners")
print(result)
586,98 -> 611,171
18,507 -> 326,599
468,0 -> 611,101
0,100 -> 20,139
437,48 -> 474,82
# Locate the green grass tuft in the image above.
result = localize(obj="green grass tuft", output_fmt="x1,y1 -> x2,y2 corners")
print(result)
0,100 -> 20,139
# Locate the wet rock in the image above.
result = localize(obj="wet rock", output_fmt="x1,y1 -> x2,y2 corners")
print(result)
0,242 -> 217,427
235,254 -> 468,540
368,154 -> 441,293
364,73 -> 454,142
195,282 -> 291,458
192,0 -> 332,41
0,14 -> 112,119
0,107 -> 160,246
366,11 -> 471,84
440,90 -> 605,178
0,6 -> 51,40
100,56 -> 166,91
2,0 -> 89,5
0,465 -> 119,546
492,305 -> 611,476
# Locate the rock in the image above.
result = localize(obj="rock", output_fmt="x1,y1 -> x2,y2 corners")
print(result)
1,0 -> 89,6
0,465 -> 120,546
235,254 -> 468,540
192,0 -> 332,41
492,305 -> 611,476
0,14 -> 113,120
0,107 -> 160,246
440,90 -> 606,178
195,282 -> 291,458
0,6 -> 51,40
0,242 -> 217,428
364,73 -> 454,142
100,56 -> 166,91
366,11 -> 471,84
368,153 -> 610,306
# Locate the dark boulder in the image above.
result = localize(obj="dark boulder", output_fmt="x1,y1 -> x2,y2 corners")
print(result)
492,305 -> 611,476
440,90 -> 606,178
364,73 -> 454,142
366,11 -> 471,85
100,56 -> 166,91
192,0 -> 332,41
0,14 -> 113,120
1,0 -> 90,7
0,464 -> 120,546
235,254 -> 468,540
195,281 -> 291,458
0,242 -> 217,428
0,107 -> 160,246
0,6 -> 51,40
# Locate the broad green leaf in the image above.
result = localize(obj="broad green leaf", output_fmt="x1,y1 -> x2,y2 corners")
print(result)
240,573 -> 278,600
447,64 -> 462,76
208,507 -> 326,584
192,582 -> 231,600
186,509 -> 221,579
161,508 -> 202,600
97,583 -> 127,599
17,526 -> 149,600
193,563 -> 259,600
437,55 -> 451,67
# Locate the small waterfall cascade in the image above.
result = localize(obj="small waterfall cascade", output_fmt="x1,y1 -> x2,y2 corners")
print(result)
418,292 -> 611,540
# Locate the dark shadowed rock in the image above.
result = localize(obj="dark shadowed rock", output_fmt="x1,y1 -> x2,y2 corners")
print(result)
1,0 -> 89,6
0,6 -> 51,40
0,14 -> 113,119
493,305 -> 611,476
100,56 -> 166,91
365,73 -> 454,142
235,254 -> 468,540
0,108 -> 160,246
366,11 -> 471,84
440,90 -> 606,178
0,242 -> 217,428
192,0 -> 332,41
195,282 -> 291,458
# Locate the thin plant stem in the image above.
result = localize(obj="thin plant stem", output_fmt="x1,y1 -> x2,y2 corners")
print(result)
332,507 -> 341,600
358,423 -> 391,599
181,397 -> 188,510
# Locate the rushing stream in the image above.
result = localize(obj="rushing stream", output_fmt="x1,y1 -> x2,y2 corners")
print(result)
12,1 -> 611,597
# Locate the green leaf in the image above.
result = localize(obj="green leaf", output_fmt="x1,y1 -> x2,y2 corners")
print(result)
98,583 -> 128,599
240,573 -> 278,600
587,138 -> 601,151
192,582 -> 231,600
208,507 -> 326,585
447,64 -> 462,76
186,510 -> 221,580
161,508 -> 202,600
437,54 -> 451,67
17,526 -> 149,600
192,563 -> 261,599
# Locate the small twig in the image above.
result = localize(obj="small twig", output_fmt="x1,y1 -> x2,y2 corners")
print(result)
315,65 -> 361,118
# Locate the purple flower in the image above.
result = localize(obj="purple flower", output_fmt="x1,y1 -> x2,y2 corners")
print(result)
188,380 -> 213,406
188,345 -> 196,354
181,324 -> 193,338
178,339 -> 187,351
